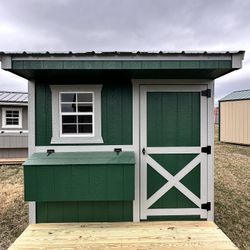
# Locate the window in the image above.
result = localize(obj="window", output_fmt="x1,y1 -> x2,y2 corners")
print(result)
60,92 -> 94,136
2,108 -> 22,128
50,85 -> 103,144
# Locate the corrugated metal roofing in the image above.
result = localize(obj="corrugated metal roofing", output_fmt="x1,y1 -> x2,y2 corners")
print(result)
0,91 -> 28,103
0,50 -> 245,57
220,89 -> 250,101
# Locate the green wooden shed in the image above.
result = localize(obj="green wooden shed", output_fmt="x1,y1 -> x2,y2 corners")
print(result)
0,51 -> 244,223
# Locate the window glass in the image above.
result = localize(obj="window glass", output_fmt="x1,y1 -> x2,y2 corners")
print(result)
60,92 -> 94,135
61,93 -> 76,102
5,110 -> 20,126
78,93 -> 92,102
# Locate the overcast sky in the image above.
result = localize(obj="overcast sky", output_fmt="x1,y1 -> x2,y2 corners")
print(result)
0,0 -> 249,105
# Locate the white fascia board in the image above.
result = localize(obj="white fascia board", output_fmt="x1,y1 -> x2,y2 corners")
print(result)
1,55 -> 12,69
0,102 -> 28,106
232,53 -> 245,68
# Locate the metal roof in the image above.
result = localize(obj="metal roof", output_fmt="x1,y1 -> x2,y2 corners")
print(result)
0,91 -> 28,103
220,89 -> 250,102
0,50 -> 245,57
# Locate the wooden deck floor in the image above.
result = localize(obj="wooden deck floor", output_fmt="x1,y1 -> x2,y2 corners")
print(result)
9,221 -> 238,250
0,158 -> 26,165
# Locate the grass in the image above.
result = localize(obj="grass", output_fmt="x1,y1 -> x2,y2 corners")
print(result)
0,166 -> 28,250
214,125 -> 250,250
0,127 -> 249,249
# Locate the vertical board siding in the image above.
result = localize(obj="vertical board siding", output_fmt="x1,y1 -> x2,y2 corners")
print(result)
24,164 -> 134,201
145,91 -> 201,219
35,81 -> 132,146
147,92 -> 200,147
0,148 -> 28,158
36,201 -> 133,223
35,83 -> 52,146
0,135 -> 28,148
220,100 -> 250,145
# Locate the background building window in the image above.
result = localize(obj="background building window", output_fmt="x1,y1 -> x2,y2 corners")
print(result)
2,108 -> 22,128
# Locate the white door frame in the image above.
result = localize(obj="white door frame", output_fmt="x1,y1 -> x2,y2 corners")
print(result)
138,83 -> 209,220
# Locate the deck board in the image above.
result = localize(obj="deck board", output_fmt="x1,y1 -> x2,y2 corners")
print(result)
9,221 -> 238,250
0,158 -> 26,165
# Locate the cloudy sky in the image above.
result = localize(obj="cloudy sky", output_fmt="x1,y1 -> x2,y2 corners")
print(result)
0,0 -> 249,105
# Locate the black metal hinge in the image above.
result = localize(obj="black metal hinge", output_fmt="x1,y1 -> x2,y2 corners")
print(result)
142,148 -> 146,155
201,202 -> 211,211
114,148 -> 122,155
201,89 -> 211,97
201,146 -> 211,154
47,149 -> 55,156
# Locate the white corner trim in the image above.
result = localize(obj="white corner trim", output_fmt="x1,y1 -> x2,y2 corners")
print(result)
207,81 -> 215,221
28,202 -> 36,224
2,107 -> 23,129
50,85 -> 103,144
28,80 -> 36,224
132,81 -> 140,222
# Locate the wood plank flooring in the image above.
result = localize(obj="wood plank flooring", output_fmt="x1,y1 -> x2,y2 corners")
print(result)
9,221 -> 238,250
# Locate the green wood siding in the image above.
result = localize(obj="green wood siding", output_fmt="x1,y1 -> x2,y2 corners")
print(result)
36,201 -> 133,223
24,152 -> 135,202
35,81 -> 132,146
147,154 -> 200,209
13,60 -> 232,70
145,91 -> 201,219
147,92 -> 200,146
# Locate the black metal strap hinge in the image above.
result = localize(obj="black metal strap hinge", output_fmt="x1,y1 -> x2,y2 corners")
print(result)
201,202 -> 211,211
201,89 -> 211,97
201,146 -> 211,154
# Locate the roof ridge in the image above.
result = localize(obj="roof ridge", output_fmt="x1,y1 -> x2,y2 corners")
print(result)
232,89 -> 250,93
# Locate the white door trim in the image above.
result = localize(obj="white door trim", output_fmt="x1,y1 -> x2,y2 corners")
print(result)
139,84 -> 208,220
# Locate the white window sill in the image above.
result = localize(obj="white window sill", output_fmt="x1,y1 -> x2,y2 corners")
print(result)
2,125 -> 22,129
51,136 -> 104,144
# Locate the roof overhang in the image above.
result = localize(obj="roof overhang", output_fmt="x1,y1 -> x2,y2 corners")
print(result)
0,51 -> 245,81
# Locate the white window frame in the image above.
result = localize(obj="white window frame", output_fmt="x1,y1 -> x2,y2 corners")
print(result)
2,107 -> 22,129
50,85 -> 103,144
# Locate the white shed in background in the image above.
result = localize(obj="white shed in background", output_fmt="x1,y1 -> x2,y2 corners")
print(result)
0,91 -> 28,158
219,89 -> 250,145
